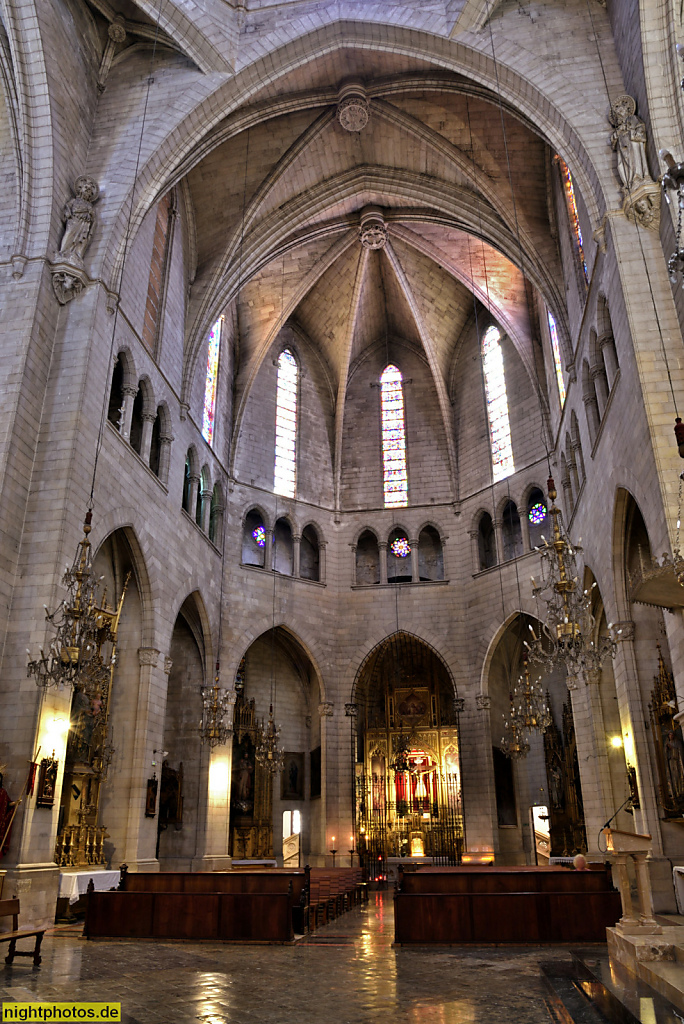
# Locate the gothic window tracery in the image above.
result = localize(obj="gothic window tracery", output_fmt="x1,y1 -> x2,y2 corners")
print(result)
481,326 -> 514,482
274,349 -> 298,498
380,364 -> 408,508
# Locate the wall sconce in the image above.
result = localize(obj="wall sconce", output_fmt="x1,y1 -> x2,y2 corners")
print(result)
610,735 -> 624,749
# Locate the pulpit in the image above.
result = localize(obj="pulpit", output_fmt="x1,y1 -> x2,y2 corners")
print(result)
603,828 -> 661,935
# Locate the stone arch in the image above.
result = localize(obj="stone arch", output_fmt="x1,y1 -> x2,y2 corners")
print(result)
241,502 -> 271,532
89,514 -> 156,648
351,629 -> 459,706
229,622 -> 328,705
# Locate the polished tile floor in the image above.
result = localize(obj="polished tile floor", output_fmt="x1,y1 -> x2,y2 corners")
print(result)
0,893 -> 596,1024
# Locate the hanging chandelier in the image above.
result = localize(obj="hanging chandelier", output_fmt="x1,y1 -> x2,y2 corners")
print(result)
256,705 -> 285,773
198,662 -> 233,748
27,511 -> 126,691
526,478 -> 617,687
510,656 -> 552,734
500,713 -> 530,760
660,150 -> 684,285
390,728 -> 416,775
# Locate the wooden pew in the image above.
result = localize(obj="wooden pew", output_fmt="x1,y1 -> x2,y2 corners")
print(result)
85,888 -> 295,943
121,869 -> 309,933
394,866 -> 621,944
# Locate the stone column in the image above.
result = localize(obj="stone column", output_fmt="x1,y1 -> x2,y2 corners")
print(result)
293,534 -> 301,578
350,544 -> 357,585
468,529 -> 480,572
120,384 -> 137,440
264,529 -> 274,571
409,536 -> 419,583
158,433 -> 173,486
583,394 -> 600,446
469,695 -> 498,860
319,541 -> 327,584
519,508 -> 531,553
187,474 -> 200,520
140,412 -> 155,464
571,438 -> 585,487
121,647 -> 164,871
568,674 -> 614,858
200,488 -> 212,534
378,542 -> 388,584
568,451 -> 580,500
600,335 -> 619,389
591,364 -> 609,418
318,701 -> 335,865
192,690 -> 237,871
493,518 -> 504,565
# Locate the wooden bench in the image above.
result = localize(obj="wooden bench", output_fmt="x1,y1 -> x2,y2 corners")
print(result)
0,899 -> 46,966
394,866 -> 622,944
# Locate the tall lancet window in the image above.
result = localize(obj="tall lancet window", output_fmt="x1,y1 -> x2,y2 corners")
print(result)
274,349 -> 298,498
547,311 -> 566,407
202,316 -> 223,446
482,325 -> 515,482
380,364 -> 408,508
558,157 -> 589,287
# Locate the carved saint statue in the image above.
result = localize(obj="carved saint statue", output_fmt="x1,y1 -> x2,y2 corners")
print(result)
665,729 -> 684,805
609,95 -> 649,192
57,176 -> 99,261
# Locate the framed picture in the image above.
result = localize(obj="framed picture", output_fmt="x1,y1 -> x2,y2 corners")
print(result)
281,752 -> 304,800
36,756 -> 58,808
145,774 -> 158,817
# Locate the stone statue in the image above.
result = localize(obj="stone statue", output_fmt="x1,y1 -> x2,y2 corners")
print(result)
608,95 -> 661,230
51,176 -> 99,304
609,95 -> 649,190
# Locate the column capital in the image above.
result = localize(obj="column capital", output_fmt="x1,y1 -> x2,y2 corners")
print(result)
318,701 -> 335,718
122,383 -> 138,397
163,656 -> 173,675
138,647 -> 160,667
475,694 -> 491,710
614,620 -> 636,642
344,702 -> 358,717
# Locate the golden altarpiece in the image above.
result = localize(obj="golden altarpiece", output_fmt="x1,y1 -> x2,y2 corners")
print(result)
55,578 -> 129,867
229,665 -> 273,859
352,634 -> 464,879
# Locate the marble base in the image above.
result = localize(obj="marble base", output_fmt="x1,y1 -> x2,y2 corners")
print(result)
607,924 -> 684,1013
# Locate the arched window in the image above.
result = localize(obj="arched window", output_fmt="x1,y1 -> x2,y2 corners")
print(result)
558,157 -> 589,287
527,487 -> 547,549
481,326 -> 514,482
182,452 -> 192,513
418,526 -> 444,582
107,358 -> 124,429
478,513 -> 497,571
142,192 -> 173,353
274,349 -> 298,499
300,525 -> 320,582
149,407 -> 162,477
209,484 -> 223,547
273,517 -> 294,575
356,531 -> 380,585
387,528 -> 412,583
502,500 -> 523,561
202,317 -> 222,447
129,385 -> 144,454
242,509 -> 266,567
547,312 -> 566,407
380,364 -> 408,509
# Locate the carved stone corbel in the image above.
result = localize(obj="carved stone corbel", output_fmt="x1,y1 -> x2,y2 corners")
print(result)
318,701 -> 334,717
476,694 -> 491,710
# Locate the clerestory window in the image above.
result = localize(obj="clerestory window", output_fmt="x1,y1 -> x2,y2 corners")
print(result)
202,317 -> 222,447
274,349 -> 298,498
482,325 -> 514,483
380,364 -> 408,508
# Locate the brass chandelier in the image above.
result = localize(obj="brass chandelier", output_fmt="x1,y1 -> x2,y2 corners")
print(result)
500,655 -> 550,759
255,706 -> 285,774
27,510 -> 128,694
526,478 -> 617,687
198,661 -> 233,748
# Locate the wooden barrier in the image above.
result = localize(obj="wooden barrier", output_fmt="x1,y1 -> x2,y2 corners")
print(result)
394,866 -> 621,944
85,889 -> 295,943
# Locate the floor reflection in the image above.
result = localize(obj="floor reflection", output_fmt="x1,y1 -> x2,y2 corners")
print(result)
1,893 -> 578,1024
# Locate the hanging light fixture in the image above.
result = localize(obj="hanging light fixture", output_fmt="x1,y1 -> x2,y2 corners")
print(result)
27,511 -> 126,691
526,477 -> 617,687
255,706 -> 285,773
198,661 -> 233,748
500,713 -> 530,760
510,656 -> 551,734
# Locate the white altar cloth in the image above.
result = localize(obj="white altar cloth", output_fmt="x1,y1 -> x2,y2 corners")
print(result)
58,869 -> 120,904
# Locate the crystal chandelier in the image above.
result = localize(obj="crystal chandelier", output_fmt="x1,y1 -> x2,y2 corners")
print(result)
255,706 -> 285,773
198,662 -> 233,748
526,478 -> 617,687
660,150 -> 684,284
27,511 -> 125,691
500,713 -> 530,760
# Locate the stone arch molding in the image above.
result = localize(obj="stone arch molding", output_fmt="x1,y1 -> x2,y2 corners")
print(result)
93,20 -> 617,303
89,512 -> 157,649
477,608 -> 544,699
348,628 -> 460,707
227,620 -> 328,704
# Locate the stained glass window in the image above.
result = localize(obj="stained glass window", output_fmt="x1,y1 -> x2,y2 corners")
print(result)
547,311 -> 566,407
381,364 -> 408,508
253,525 -> 266,547
391,537 -> 411,558
202,317 -> 222,446
482,325 -> 515,483
558,157 -> 589,287
274,349 -> 298,498
528,503 -> 546,525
